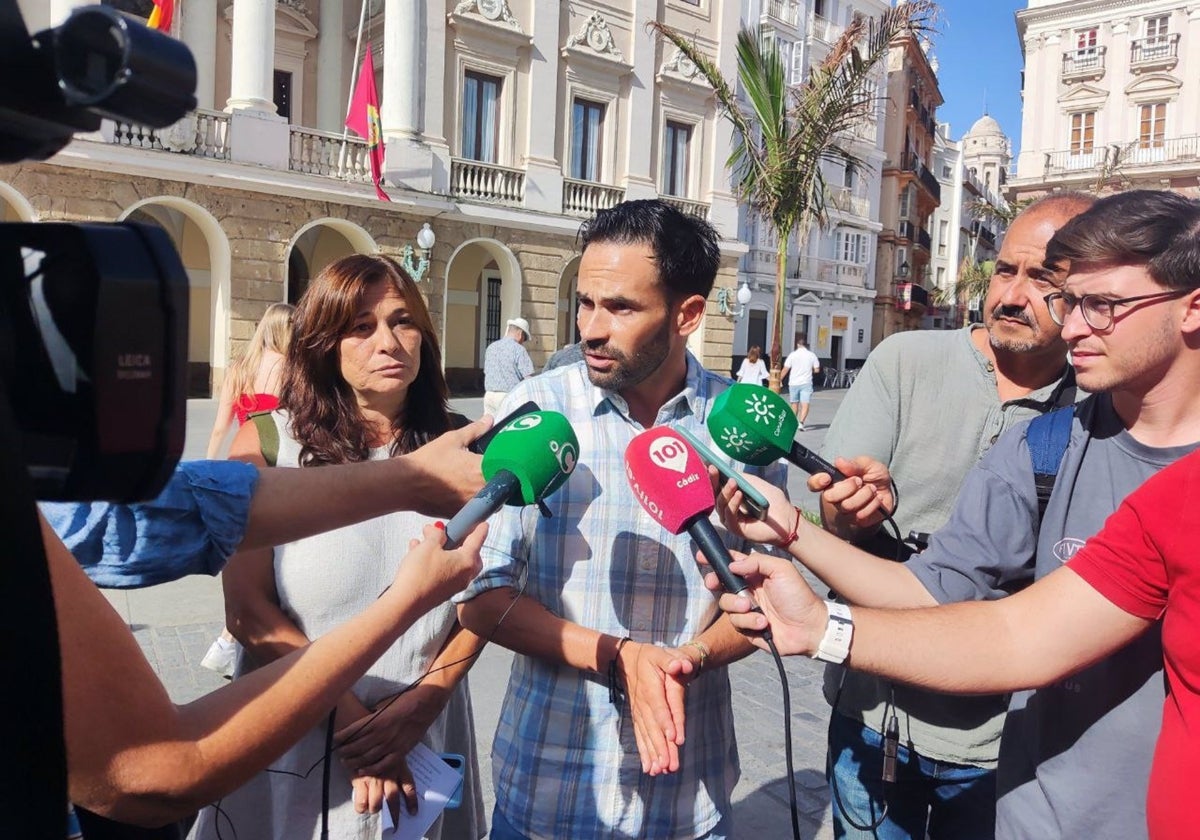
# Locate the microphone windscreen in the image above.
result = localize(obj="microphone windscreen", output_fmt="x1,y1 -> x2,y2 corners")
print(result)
482,410 -> 579,504
624,427 -> 715,535
707,383 -> 796,466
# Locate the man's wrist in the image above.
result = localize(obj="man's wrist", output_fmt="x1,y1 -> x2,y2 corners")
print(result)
809,601 -> 853,663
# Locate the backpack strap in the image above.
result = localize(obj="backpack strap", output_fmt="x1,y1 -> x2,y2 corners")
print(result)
249,411 -> 279,467
1026,405 -> 1075,522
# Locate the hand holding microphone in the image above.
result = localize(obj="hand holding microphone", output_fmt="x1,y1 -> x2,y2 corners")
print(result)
442,410 -> 578,549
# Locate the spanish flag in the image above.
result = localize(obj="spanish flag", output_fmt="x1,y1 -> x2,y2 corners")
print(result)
147,0 -> 174,32
345,44 -> 391,202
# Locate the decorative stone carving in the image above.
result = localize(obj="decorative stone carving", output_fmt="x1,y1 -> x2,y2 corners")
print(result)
662,48 -> 701,81
567,11 -> 623,61
276,0 -> 308,14
453,0 -> 521,29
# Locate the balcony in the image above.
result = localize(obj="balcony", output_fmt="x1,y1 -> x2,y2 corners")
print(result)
809,13 -> 843,44
916,227 -> 932,253
828,186 -> 871,219
896,281 -> 929,313
659,194 -> 710,220
763,0 -> 802,29
289,126 -> 371,183
450,158 -> 526,207
900,152 -> 941,203
107,109 -> 230,160
1061,46 -> 1106,82
1130,33 -> 1179,72
562,179 -> 625,217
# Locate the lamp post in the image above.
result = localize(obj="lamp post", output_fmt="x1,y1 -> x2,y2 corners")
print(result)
400,222 -> 435,282
717,281 -> 754,319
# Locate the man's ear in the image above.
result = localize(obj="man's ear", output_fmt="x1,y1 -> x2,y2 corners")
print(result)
676,293 -> 707,336
1180,288 -> 1200,336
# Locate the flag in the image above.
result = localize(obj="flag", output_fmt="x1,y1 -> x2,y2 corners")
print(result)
147,0 -> 174,31
345,44 -> 391,202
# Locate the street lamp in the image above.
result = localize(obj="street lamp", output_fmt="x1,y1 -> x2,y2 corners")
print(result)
897,260 -> 910,278
400,222 -> 435,282
717,281 -> 753,319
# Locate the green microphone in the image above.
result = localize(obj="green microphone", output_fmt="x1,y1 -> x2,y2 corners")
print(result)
707,383 -> 847,481
442,410 -> 578,548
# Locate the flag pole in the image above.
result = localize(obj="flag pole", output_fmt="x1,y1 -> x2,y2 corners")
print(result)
338,0 -> 370,179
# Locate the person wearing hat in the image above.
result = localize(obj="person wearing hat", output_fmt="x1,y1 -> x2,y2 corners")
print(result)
483,316 -> 534,416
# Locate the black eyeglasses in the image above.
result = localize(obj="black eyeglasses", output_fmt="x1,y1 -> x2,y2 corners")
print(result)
1042,288 -> 1191,331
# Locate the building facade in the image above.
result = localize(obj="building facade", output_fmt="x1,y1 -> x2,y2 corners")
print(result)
732,0 -> 887,373
4,0 -> 747,396
871,28 -> 944,344
1010,0 -> 1200,200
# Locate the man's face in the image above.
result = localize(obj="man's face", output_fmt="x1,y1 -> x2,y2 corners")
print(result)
983,207 -> 1080,354
576,240 -> 677,393
1058,263 -> 1190,394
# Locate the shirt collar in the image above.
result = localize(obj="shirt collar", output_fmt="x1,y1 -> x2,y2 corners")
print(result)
587,351 -> 707,427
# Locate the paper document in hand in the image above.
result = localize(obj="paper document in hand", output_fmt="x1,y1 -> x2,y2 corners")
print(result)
378,742 -> 464,839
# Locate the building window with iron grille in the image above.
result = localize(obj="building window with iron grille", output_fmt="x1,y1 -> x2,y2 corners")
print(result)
1070,111 -> 1095,155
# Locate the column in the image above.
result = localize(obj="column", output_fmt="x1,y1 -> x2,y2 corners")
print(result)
227,0 -> 276,113
624,0 -> 660,200
181,0 -> 217,110
381,0 -> 421,141
315,0 -> 345,131
226,0 -> 288,169
523,0 -> 563,214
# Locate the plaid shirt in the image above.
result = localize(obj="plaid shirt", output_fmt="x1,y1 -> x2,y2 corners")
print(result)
458,354 -> 787,839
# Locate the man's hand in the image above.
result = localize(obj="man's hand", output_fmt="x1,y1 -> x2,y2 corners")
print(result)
700,551 -> 827,656
402,417 -> 493,517
350,774 -> 407,821
806,456 -> 894,537
616,642 -> 699,776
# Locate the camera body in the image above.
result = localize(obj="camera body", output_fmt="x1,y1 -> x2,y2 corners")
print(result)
0,1 -> 197,501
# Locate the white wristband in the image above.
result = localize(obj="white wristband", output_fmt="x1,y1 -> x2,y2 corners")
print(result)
811,600 -> 853,664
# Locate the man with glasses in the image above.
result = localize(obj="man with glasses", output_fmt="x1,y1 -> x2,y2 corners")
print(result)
714,190 -> 1200,840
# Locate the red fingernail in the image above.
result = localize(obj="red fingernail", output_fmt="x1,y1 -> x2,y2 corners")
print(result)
434,521 -> 445,530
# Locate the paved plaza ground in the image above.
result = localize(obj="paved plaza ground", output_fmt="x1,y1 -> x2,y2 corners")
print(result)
101,385 -> 851,839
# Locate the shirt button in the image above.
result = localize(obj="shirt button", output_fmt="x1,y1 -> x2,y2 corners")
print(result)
986,361 -> 995,372
989,434 -> 999,444
640,558 -> 654,571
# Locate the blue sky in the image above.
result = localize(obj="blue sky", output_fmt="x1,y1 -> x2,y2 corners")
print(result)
928,0 -> 1027,152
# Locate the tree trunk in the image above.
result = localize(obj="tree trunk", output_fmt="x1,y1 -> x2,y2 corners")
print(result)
767,232 -> 790,393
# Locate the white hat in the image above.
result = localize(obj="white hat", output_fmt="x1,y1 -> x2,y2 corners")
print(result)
506,317 -> 530,338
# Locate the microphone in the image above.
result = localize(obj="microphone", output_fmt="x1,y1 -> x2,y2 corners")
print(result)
707,383 -> 847,481
442,410 -> 579,549
624,427 -> 752,597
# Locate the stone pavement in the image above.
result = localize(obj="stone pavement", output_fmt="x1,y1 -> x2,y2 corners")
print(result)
103,385 -> 850,838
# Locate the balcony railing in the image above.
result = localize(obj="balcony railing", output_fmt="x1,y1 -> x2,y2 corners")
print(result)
288,126 -> 371,183
562,178 -> 625,217
1062,46 -> 1106,80
659,194 -> 710,220
764,0 -> 801,28
828,186 -> 871,219
450,158 -> 526,207
901,152 -> 942,203
1130,33 -> 1179,69
916,227 -> 932,252
809,13 -> 843,44
108,109 -> 230,159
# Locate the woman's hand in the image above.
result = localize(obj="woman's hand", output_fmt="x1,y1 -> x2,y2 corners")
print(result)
710,468 -> 801,548
389,522 -> 486,618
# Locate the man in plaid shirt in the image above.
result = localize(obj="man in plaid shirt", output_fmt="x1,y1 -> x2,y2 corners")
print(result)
458,200 -> 786,839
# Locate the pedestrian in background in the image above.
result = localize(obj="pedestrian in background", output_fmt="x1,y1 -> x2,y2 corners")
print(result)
482,316 -> 533,416
781,335 -> 821,429
735,345 -> 769,386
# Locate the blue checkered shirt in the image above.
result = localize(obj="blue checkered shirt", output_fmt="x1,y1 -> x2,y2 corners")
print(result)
458,354 -> 787,839
483,335 -> 534,392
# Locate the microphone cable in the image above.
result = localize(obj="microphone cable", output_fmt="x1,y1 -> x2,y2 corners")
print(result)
764,632 -> 803,840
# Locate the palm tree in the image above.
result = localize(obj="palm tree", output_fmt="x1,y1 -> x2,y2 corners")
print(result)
935,256 -> 993,327
649,2 -> 934,387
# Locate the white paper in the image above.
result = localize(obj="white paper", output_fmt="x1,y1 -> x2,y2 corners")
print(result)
377,742 -> 463,839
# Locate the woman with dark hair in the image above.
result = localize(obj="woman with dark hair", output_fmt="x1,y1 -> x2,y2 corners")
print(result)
189,254 -> 486,840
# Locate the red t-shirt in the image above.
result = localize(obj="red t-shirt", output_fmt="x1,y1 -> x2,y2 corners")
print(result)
1068,448 -> 1200,839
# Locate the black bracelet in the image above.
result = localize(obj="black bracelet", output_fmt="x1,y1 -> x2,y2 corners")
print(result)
608,636 -> 633,704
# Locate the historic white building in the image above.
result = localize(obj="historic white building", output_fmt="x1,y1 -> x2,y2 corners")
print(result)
731,0 -> 887,374
5,0 -> 747,395
1009,0 -> 1200,200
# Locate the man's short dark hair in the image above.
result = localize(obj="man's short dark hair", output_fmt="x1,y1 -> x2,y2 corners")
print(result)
578,199 -> 721,299
1045,190 -> 1200,290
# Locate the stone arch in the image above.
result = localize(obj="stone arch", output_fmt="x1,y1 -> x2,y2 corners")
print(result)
119,196 -> 231,397
0,181 -> 36,221
555,255 -> 581,350
441,237 -> 524,392
285,218 -> 377,303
